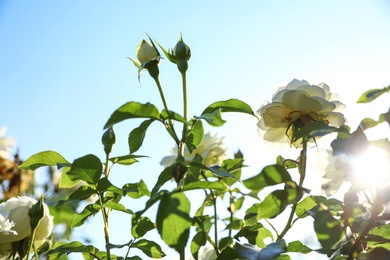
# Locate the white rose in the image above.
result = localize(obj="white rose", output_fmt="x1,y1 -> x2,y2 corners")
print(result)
160,131 -> 228,167
257,79 -> 345,147
0,196 -> 54,248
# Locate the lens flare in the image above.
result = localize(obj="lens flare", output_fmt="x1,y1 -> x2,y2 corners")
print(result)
350,146 -> 390,188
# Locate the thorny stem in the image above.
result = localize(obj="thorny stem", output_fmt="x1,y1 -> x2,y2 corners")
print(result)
277,138 -> 307,241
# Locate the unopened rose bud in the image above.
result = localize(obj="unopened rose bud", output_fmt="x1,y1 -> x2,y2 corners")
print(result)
128,36 -> 161,80
173,36 -> 191,61
172,35 -> 191,73
136,39 -> 159,64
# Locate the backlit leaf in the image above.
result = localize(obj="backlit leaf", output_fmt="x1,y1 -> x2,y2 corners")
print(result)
104,102 -> 160,129
243,164 -> 291,191
314,207 -> 343,252
132,239 -> 165,258
156,192 -> 191,254
129,119 -> 155,153
66,154 -> 102,186
19,150 -> 69,170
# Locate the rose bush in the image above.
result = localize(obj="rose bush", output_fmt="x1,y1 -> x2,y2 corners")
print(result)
257,79 -> 345,147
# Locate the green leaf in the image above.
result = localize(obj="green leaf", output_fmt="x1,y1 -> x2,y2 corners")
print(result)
189,161 -> 239,181
132,216 -> 155,239
257,188 -> 302,219
122,180 -> 151,198
48,241 -> 100,258
293,121 -> 337,141
190,232 -> 207,259
131,239 -> 165,258
357,87 -> 389,103
276,156 -> 297,169
72,203 -> 100,228
287,241 -> 312,254
197,108 -> 226,127
379,108 -> 390,125
243,164 -> 292,191
104,102 -> 160,129
154,39 -> 177,63
256,225 -> 274,248
151,167 -> 172,196
360,117 -> 378,130
156,192 -> 191,254
314,207 -> 343,252
235,240 -> 287,260
186,120 -> 204,154
104,201 -> 132,214
368,224 -> 390,251
160,109 -> 186,123
129,119 -> 155,153
201,99 -> 255,116
109,154 -> 147,166
181,181 -> 227,192
67,154 -> 102,186
59,166 -> 79,188
57,185 -> 97,206
19,150 -> 69,170
296,196 -> 319,218
222,158 -> 245,186
234,223 -> 272,247
97,177 -> 124,195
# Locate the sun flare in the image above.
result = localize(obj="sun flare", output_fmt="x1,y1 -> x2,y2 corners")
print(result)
351,146 -> 390,188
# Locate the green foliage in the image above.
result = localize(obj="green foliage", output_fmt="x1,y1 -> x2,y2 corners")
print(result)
72,204 -> 100,228
104,102 -> 160,129
357,85 -> 390,103
185,119 -> 204,154
156,192 -> 192,254
190,232 -> 207,259
67,154 -> 102,186
19,150 -> 69,170
314,207 -> 343,252
243,164 -> 292,192
131,239 -> 165,258
128,119 -> 154,153
255,187 -> 303,219
131,216 -> 155,238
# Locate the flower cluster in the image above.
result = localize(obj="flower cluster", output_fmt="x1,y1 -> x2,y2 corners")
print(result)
257,79 -> 345,147
160,131 -> 228,167
0,196 -> 53,258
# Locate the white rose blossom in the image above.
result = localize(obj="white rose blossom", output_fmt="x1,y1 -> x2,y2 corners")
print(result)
257,79 -> 345,147
160,131 -> 228,167
0,196 -> 54,248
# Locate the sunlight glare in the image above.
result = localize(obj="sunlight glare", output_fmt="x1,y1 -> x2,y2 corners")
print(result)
351,146 -> 390,188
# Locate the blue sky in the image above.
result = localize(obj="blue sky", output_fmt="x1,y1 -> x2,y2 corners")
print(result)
1,1 -> 390,259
